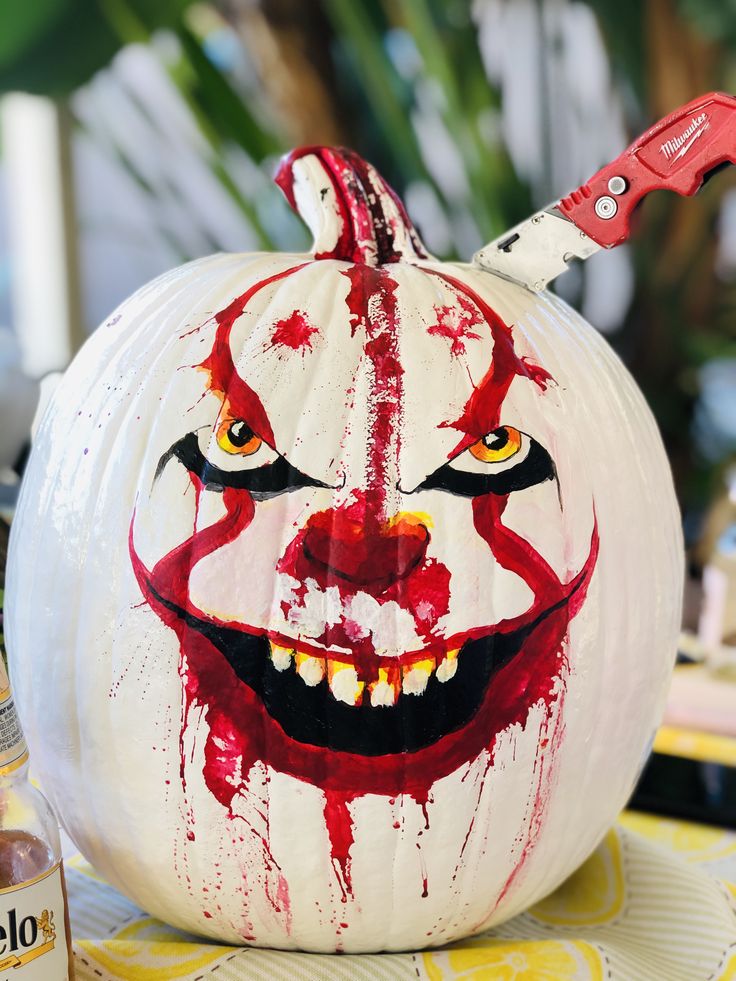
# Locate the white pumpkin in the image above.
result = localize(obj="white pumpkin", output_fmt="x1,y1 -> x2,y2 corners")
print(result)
6,147 -> 682,952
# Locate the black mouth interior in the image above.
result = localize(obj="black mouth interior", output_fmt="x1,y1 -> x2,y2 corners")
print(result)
157,583 -> 554,755
254,629 -> 527,755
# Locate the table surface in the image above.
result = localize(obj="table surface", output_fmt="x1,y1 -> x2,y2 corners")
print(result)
67,809 -> 736,981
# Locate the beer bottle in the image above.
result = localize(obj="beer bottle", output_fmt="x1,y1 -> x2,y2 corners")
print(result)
0,658 -> 74,978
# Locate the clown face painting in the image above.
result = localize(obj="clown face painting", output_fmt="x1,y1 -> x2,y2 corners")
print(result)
6,148 -> 682,951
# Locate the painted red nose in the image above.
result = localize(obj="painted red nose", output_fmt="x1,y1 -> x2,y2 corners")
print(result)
302,509 -> 430,590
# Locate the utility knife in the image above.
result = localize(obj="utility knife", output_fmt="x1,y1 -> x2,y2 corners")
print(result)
474,91 -> 736,292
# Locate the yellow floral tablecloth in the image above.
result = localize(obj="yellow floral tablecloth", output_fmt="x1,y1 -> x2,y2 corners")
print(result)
67,810 -> 736,981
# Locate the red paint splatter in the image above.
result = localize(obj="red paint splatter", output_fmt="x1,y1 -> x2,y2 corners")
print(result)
427,294 -> 482,356
268,310 -> 319,353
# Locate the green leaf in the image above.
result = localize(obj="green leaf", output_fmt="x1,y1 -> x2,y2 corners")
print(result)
322,0 -> 429,182
175,24 -> 282,162
0,0 -> 69,67
0,0 -> 194,96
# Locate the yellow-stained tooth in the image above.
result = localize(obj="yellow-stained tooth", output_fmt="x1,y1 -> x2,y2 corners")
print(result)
437,649 -> 459,683
369,667 -> 398,707
270,643 -> 295,672
402,657 -> 435,695
327,660 -> 364,706
295,651 -> 325,686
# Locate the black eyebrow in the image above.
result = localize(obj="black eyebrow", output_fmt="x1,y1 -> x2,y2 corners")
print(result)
164,432 -> 331,499
409,438 -> 556,498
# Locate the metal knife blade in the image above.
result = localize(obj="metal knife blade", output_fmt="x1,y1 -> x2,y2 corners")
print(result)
473,206 -> 600,292
474,90 -> 736,292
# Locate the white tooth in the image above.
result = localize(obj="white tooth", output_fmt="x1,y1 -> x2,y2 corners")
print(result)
328,663 -> 364,706
370,681 -> 396,707
437,650 -> 459,683
401,658 -> 435,696
270,643 -> 294,672
369,669 -> 398,707
295,653 -> 325,686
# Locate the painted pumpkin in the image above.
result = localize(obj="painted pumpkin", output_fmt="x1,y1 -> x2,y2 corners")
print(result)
6,147 -> 682,952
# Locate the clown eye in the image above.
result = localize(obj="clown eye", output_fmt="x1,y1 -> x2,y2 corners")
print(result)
164,425 -> 330,500
217,418 -> 262,456
413,426 -> 555,498
469,426 -> 522,464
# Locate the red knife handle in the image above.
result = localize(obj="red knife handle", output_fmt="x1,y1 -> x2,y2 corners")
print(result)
559,91 -> 736,248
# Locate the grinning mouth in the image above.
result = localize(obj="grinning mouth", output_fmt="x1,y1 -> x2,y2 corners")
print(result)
150,584 -> 576,756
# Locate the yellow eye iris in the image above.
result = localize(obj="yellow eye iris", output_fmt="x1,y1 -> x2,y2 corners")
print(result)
216,418 -> 262,456
469,425 -> 522,463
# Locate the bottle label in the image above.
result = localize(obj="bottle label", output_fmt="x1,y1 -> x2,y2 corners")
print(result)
0,863 -> 70,979
0,662 -> 28,774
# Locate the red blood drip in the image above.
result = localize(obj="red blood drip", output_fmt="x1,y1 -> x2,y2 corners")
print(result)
416,841 -> 429,898
275,874 -> 292,935
415,792 -> 431,831
323,792 -> 356,902
453,755 -> 493,883
268,310 -> 319,353
478,691 -> 569,928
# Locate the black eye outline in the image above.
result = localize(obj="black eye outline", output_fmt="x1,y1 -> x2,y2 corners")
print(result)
161,432 -> 331,500
410,429 -> 556,498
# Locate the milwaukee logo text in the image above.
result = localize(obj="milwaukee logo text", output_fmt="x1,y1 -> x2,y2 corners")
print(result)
660,113 -> 709,162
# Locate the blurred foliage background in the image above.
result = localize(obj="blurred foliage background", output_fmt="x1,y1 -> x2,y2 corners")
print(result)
0,0 -> 736,532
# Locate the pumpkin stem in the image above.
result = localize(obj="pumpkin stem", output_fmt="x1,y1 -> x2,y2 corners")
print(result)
275,146 -> 429,266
